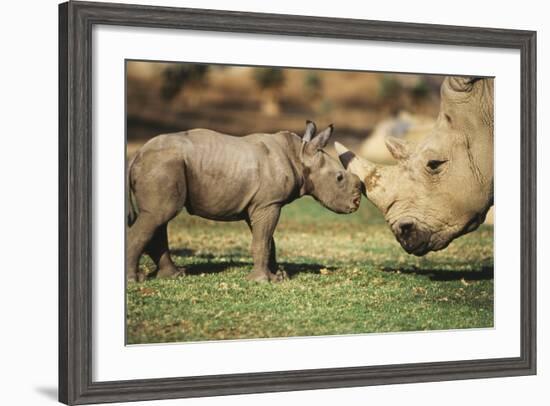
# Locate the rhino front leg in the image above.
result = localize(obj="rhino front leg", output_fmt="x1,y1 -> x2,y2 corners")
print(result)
268,237 -> 277,273
247,207 -> 281,283
245,225 -> 278,274
267,237 -> 288,281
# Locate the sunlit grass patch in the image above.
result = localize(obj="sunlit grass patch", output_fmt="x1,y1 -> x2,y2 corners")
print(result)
127,198 -> 493,344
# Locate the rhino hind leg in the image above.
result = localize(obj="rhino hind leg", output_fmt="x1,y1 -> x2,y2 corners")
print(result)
127,158 -> 187,282
126,213 -> 165,282
145,223 -> 184,279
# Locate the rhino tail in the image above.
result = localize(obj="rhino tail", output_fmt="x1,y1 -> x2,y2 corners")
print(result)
127,154 -> 138,227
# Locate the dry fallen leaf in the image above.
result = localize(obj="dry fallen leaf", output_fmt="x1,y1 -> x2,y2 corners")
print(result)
138,287 -> 156,297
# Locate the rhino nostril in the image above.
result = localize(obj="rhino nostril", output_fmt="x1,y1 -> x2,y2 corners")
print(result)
393,218 -> 430,254
397,219 -> 415,236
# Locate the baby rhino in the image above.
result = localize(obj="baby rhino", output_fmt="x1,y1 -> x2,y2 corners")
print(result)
127,121 -> 362,283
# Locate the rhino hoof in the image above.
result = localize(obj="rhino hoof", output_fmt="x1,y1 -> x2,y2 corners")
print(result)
247,269 -> 288,283
156,267 -> 186,280
273,269 -> 289,282
246,271 -> 270,283
127,270 -> 147,283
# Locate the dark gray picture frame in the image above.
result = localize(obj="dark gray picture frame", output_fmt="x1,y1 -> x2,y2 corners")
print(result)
59,1 -> 537,404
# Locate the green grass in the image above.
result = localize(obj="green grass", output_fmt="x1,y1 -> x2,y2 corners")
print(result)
126,198 -> 493,344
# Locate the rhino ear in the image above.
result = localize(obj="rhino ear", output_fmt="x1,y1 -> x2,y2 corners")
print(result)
448,76 -> 483,92
385,136 -> 410,160
308,124 -> 334,151
302,120 -> 317,143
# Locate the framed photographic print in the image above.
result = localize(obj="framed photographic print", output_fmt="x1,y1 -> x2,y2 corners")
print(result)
59,1 -> 536,404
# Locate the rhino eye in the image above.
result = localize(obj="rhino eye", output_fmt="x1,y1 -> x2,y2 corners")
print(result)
426,159 -> 447,172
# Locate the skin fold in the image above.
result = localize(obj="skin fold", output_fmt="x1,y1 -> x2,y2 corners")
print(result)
127,121 -> 362,283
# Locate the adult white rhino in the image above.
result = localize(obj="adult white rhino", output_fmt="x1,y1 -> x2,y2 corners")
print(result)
336,77 -> 494,255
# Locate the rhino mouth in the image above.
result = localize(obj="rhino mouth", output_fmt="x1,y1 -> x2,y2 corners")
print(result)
313,191 -> 361,214
349,193 -> 361,212
390,217 -> 432,256
400,240 -> 430,256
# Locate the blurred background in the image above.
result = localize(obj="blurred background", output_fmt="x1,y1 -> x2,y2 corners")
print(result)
126,61 -> 444,158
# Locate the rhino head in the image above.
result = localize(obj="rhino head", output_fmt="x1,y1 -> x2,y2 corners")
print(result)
336,77 -> 494,255
300,120 -> 362,214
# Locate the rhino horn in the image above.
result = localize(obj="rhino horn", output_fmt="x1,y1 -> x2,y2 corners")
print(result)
334,142 -> 376,180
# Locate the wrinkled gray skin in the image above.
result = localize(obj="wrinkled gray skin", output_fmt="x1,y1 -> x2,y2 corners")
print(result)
336,77 -> 493,255
127,121 -> 362,282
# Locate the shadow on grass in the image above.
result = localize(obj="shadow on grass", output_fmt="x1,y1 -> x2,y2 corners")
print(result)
185,260 -> 250,275
280,262 -> 336,277
382,265 -> 493,281
170,247 -> 333,278
171,248 -> 197,257
169,256 -> 332,278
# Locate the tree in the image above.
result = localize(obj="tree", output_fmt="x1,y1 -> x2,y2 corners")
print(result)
253,68 -> 285,116
160,64 -> 209,101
